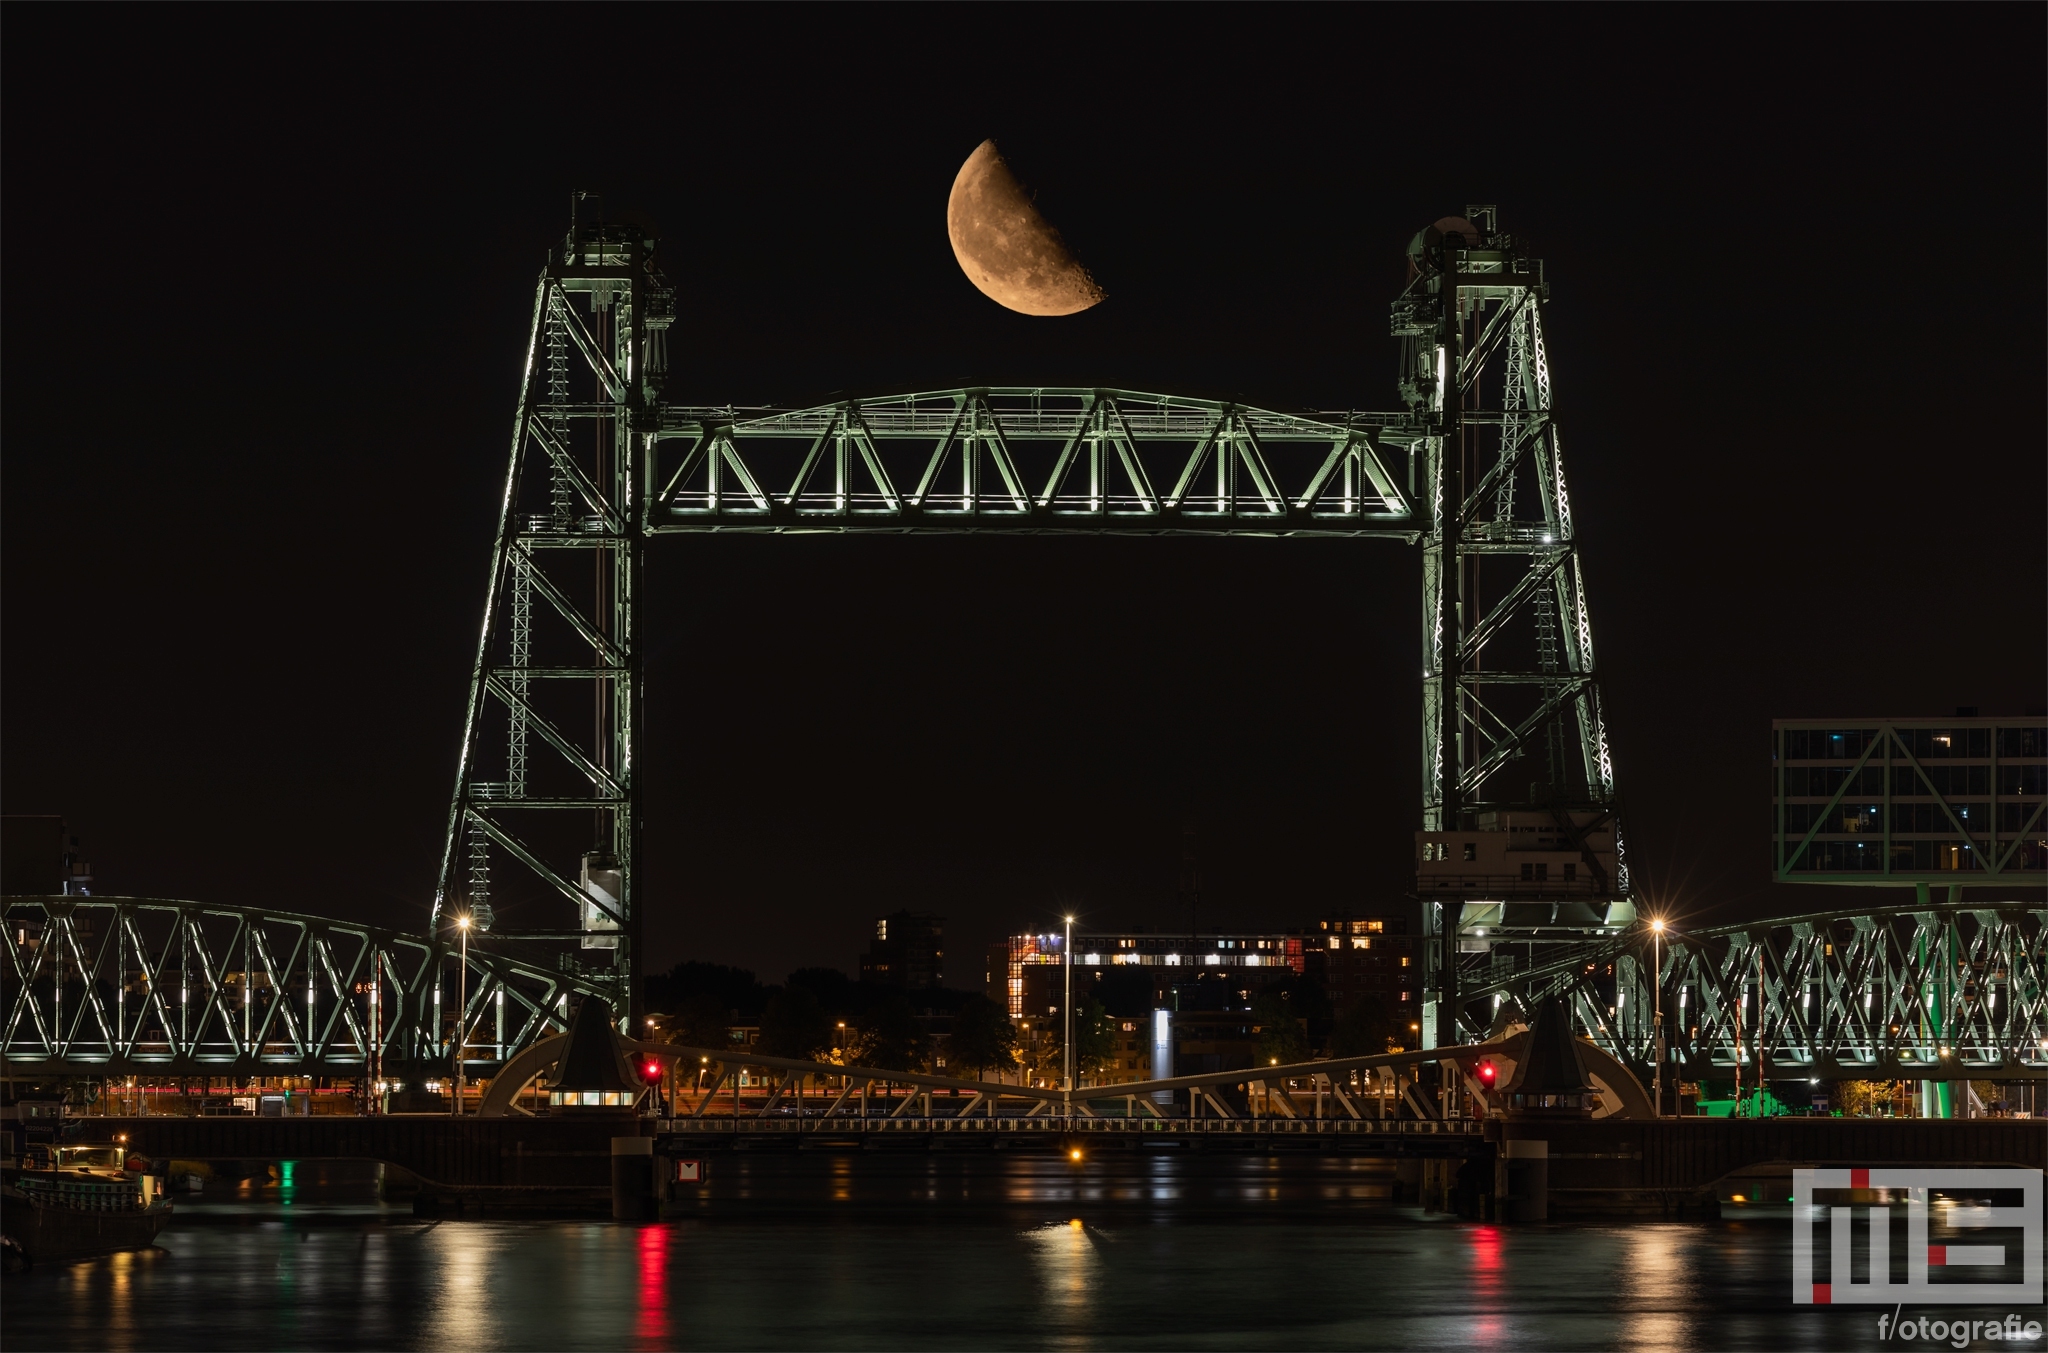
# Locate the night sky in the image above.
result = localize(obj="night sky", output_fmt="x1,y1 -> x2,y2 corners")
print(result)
5,9 -> 2042,987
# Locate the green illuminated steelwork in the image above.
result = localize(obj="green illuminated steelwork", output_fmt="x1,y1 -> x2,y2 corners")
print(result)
437,206 -> 1635,1048
0,895 -> 610,1077
1397,208 -> 1630,1047
433,209 -> 671,1027
650,388 -> 1415,536
1466,899 -> 2046,1082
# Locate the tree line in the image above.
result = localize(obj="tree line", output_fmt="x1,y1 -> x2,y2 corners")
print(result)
644,960 -> 1403,1083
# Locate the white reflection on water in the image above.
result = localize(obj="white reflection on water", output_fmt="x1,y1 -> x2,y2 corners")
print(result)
1620,1225 -> 1695,1351
1027,1218 -> 1105,1346
425,1227 -> 501,1349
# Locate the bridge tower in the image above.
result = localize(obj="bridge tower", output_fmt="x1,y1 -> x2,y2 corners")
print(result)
431,198 -> 674,1025
1397,208 -> 1634,1048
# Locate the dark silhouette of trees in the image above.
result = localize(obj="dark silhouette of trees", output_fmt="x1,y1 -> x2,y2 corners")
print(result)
758,985 -> 833,1060
1329,997 -> 1395,1058
850,988 -> 928,1071
1039,995 -> 1118,1082
1252,988 -> 1310,1064
643,960 -> 767,1020
669,993 -> 732,1052
946,993 -> 1017,1077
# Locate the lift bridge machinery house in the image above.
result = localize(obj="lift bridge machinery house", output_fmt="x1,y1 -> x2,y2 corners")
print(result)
6,208 -> 2041,1089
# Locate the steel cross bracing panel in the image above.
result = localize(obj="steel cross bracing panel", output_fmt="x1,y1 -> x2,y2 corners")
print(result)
0,896 -> 609,1077
1458,899 -> 2046,1078
432,217 -> 671,1028
650,389 -> 1418,536
1399,209 -> 1634,1048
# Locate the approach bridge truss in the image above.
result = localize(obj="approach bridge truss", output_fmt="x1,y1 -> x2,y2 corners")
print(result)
0,895 -> 610,1080
1471,898 -> 2047,1079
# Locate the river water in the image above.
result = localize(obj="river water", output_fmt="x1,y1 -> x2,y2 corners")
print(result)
0,1155 -> 1939,1350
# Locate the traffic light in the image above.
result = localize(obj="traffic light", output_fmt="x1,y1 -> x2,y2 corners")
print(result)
640,1058 -> 664,1086
1476,1061 -> 1498,1089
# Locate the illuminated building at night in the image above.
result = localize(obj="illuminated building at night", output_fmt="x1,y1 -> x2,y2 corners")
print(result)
1304,914 -> 1418,1027
859,910 -> 944,989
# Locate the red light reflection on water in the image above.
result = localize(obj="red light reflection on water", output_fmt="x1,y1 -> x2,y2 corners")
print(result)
1469,1225 -> 1505,1344
636,1224 -> 671,1347
1470,1225 -> 1502,1278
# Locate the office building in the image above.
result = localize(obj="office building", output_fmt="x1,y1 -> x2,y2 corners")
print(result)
859,910 -> 944,988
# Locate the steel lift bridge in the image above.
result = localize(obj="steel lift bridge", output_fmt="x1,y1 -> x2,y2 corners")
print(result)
5,207 -> 2040,1090
427,203 -> 1632,1057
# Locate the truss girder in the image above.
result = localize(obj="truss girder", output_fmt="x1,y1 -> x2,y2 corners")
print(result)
1458,900 -> 2047,1077
652,390 -> 1416,535
0,896 -> 608,1077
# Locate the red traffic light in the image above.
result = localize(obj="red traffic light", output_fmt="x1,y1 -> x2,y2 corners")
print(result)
640,1059 -> 664,1085
1476,1061 -> 1498,1087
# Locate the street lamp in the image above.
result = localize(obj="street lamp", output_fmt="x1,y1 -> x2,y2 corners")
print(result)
1063,915 -> 1075,1114
453,914 -> 471,1116
1650,918 -> 1666,1118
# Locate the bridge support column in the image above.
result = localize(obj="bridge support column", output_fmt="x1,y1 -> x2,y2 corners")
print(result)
1497,1138 -> 1548,1222
1393,1157 -> 1421,1204
611,1137 -> 655,1221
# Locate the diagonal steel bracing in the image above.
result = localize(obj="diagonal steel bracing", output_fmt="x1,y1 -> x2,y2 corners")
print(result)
1463,899 -> 2045,1078
0,895 -> 610,1077
651,388 -> 1415,536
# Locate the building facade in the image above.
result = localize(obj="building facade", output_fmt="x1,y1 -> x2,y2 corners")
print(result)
859,910 -> 944,989
997,929 -> 1304,1020
1304,914 -> 1418,1028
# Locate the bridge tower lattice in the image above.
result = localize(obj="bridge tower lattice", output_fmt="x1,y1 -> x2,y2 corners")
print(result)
431,200 -> 673,1025
1398,208 -> 1634,1047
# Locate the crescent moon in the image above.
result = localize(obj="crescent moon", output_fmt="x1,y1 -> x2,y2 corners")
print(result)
947,140 -> 1104,317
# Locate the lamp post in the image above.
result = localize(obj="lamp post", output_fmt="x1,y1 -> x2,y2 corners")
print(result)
1063,915 -> 1075,1115
453,915 -> 471,1116
1650,918 -> 1666,1118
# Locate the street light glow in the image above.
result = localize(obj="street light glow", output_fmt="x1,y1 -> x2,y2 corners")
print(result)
1651,918 -> 1665,933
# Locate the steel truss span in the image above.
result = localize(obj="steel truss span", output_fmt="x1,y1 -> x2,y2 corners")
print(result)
653,389 -> 1417,536
0,896 -> 607,1078
1470,899 -> 2047,1078
433,206 -> 1642,1046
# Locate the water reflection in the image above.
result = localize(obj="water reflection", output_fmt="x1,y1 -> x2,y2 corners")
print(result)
635,1224 -> 670,1349
2,1156 -> 1841,1352
1027,1218 -> 1103,1346
426,1227 -> 500,1349
1619,1226 -> 1695,1352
